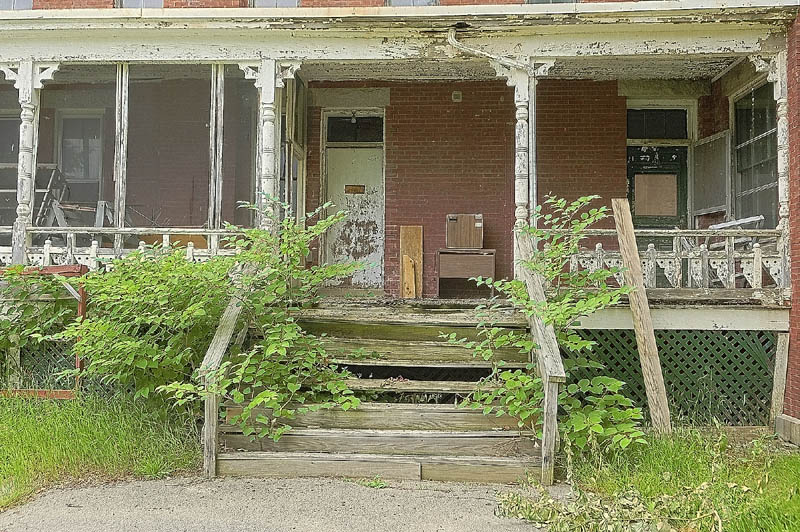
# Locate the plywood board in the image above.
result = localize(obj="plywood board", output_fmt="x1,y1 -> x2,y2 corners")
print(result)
400,225 -> 423,298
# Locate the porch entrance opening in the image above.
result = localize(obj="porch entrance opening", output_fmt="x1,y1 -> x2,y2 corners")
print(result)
323,113 -> 385,289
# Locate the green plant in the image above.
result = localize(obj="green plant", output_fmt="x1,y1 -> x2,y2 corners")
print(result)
450,196 -> 644,467
0,267 -> 77,388
351,475 -> 388,489
0,394 -> 199,509
163,200 -> 363,440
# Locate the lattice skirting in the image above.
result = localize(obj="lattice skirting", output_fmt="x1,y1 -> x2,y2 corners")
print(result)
570,330 -> 776,426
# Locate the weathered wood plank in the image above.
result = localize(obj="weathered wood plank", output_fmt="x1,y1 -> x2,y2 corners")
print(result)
421,458 -> 536,484
320,337 -> 527,366
401,254 -> 415,299
770,333 -> 789,424
540,380 -> 558,486
223,402 -> 520,431
217,452 -> 422,480
297,305 -> 526,328
222,429 -> 537,457
574,306 -> 789,332
344,378 -> 489,394
612,198 -> 671,434
400,225 -> 423,298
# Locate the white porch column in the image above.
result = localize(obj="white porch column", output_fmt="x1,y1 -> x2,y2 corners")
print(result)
239,60 -> 300,229
113,62 -> 130,253
0,60 -> 58,264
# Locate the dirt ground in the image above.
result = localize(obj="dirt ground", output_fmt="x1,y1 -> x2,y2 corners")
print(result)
0,477 -> 552,532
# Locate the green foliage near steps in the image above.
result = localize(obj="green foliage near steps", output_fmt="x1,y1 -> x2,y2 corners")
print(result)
447,196 -> 644,470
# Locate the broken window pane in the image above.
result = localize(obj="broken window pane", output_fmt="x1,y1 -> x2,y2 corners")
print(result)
627,109 -> 687,140
327,116 -> 383,143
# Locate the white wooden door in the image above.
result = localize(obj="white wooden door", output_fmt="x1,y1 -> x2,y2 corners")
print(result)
324,147 -> 384,288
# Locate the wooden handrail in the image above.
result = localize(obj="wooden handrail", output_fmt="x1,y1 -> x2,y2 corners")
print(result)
514,232 -> 564,486
199,263 -> 256,478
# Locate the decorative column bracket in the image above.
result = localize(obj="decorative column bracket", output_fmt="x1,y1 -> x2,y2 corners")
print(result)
239,60 -> 301,229
2,60 -> 59,265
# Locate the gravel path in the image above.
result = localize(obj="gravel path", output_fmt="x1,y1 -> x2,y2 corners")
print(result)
0,477 -> 543,532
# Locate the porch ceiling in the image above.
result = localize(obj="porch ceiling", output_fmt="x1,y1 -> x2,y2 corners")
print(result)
300,55 -> 741,82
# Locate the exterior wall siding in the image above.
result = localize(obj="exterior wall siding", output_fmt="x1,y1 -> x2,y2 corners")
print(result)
786,12 -> 800,420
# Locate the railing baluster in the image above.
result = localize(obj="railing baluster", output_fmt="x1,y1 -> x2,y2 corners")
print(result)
138,241 -> 146,254
43,239 -> 52,267
162,234 -> 170,253
753,243 -> 763,289
89,240 -> 99,272
186,241 -> 195,262
66,233 -> 76,264
725,236 -> 735,289
700,244 -> 710,289
672,236 -> 682,288
645,243 -> 657,288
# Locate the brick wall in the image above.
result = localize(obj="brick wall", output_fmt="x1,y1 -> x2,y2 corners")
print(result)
163,0 -> 247,7
786,13 -> 800,419
536,79 -> 628,230
698,79 -> 729,140
306,79 -> 627,297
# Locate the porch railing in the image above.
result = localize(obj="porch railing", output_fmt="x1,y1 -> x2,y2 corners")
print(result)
568,228 -> 789,300
0,226 -> 244,271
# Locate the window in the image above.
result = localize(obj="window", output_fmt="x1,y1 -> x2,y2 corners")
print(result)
0,117 -> 19,164
59,115 -> 103,183
120,0 -> 163,7
387,0 -> 438,6
251,0 -> 298,6
0,116 -> 20,230
734,83 -> 777,227
327,116 -> 383,143
627,109 -> 688,140
0,0 -> 33,9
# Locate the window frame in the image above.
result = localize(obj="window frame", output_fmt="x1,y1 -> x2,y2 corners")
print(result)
55,109 -> 105,191
729,78 -> 778,228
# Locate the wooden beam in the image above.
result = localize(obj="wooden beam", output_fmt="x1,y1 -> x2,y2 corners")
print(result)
574,306 -> 789,332
612,198 -> 671,434
770,332 -> 789,425
207,63 -> 225,253
113,62 -> 129,253
401,255 -> 415,299
400,225 -> 422,298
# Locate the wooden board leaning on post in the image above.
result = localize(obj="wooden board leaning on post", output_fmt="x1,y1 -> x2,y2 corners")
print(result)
611,198 -> 672,434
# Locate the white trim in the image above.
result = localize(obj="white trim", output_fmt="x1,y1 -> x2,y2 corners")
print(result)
576,306 -> 789,331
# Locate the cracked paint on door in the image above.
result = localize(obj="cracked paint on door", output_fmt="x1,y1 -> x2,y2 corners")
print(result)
325,147 -> 384,288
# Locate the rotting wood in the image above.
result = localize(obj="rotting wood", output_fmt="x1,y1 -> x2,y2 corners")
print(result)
400,225 -> 423,298
200,263 -> 256,478
612,198 -> 672,434
770,333 -> 789,425
344,378 -> 489,394
207,63 -> 225,254
217,451 -> 422,480
222,402 -> 520,431
222,428 -> 537,458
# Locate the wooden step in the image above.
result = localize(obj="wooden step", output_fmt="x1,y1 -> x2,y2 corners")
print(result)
296,305 -> 527,342
217,451 -> 540,484
220,428 -> 536,457
322,337 -> 528,368
223,402 -> 519,431
345,378 -> 493,394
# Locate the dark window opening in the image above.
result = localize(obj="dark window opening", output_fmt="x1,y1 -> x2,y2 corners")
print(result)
327,116 -> 384,143
627,109 -> 688,140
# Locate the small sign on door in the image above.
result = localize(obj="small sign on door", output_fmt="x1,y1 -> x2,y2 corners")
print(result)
345,184 -> 366,194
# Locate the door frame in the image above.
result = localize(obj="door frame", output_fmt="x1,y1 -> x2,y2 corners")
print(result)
626,99 -> 696,228
319,108 -> 386,269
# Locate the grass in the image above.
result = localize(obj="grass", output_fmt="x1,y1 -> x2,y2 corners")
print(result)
0,394 -> 201,510
498,428 -> 800,531
572,428 -> 800,531
349,475 -> 389,489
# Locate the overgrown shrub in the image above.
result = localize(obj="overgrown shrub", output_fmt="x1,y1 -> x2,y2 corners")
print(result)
449,196 -> 645,470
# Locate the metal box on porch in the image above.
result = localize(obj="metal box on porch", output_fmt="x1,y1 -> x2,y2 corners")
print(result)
446,214 -> 483,249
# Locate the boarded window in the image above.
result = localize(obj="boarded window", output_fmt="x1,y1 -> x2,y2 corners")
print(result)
327,116 -> 383,143
734,83 -> 777,227
634,173 -> 678,217
627,109 -> 688,140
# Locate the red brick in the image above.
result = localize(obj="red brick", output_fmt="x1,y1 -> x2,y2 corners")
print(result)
786,13 -> 800,419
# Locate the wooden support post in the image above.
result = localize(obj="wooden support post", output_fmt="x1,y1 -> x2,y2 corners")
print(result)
400,225 -> 423,298
0,61 -> 58,265
208,63 -> 225,253
770,333 -> 789,425
612,198 -> 672,434
113,63 -> 129,254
